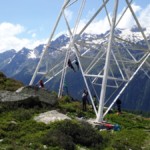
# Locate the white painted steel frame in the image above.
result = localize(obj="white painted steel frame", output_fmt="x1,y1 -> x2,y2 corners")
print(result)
29,0 -> 71,85
104,53 -> 150,117
96,0 -> 119,122
30,0 -> 150,123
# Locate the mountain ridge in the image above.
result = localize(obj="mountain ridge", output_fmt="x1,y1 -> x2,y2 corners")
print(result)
0,26 -> 150,112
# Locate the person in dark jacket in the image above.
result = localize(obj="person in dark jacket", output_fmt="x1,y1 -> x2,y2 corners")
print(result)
75,58 -> 79,70
82,89 -> 89,111
116,99 -> 122,114
68,59 -> 76,72
39,80 -> 44,88
93,95 -> 97,109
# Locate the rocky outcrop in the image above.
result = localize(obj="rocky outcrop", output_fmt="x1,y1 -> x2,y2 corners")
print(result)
34,110 -> 70,124
0,90 -> 30,102
0,86 -> 58,106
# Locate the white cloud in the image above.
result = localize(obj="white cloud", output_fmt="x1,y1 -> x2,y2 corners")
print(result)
0,22 -> 46,53
0,22 -> 25,37
117,3 -> 141,28
64,9 -> 73,21
139,4 -> 150,28
86,8 -> 96,19
75,3 -> 145,34
77,17 -> 110,34
52,3 -> 146,37
1,3 -> 150,53
31,33 -> 36,38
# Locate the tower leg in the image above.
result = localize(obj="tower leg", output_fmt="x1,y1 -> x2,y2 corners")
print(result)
29,0 -> 71,85
96,0 -> 119,122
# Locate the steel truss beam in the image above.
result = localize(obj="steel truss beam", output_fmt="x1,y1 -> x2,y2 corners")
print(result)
30,0 -> 150,123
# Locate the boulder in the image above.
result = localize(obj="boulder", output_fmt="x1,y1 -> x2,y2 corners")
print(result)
0,86 -> 58,106
34,110 -> 70,124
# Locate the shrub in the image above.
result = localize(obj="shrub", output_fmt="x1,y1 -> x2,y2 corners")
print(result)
74,121 -> 103,147
0,73 -> 23,91
4,78 -> 23,91
0,78 -> 5,90
111,129 -> 147,150
0,72 -> 6,78
51,91 -> 58,97
60,95 -> 72,103
0,103 -> 7,113
4,122 -> 19,132
59,102 -> 80,114
42,129 -> 75,150
49,120 -> 103,148
13,109 -> 33,121
0,129 -> 6,138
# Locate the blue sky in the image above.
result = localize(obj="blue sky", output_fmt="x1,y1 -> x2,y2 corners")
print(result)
0,0 -> 150,52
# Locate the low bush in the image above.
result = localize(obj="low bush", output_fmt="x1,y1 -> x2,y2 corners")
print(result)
3,122 -> 19,132
59,95 -> 72,103
0,72 -> 6,78
0,72 -> 23,91
13,109 -> 33,121
0,129 -> 6,139
59,101 -> 81,114
111,129 -> 147,150
4,78 -> 23,91
42,129 -> 75,150
47,120 -> 103,148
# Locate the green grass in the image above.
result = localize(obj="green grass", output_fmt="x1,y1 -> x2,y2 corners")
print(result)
101,112 -> 150,150
0,72 -> 150,150
0,72 -> 23,91
58,95 -> 95,119
0,106 -> 51,150
0,104 -> 103,150
105,112 -> 150,130
0,99 -> 150,150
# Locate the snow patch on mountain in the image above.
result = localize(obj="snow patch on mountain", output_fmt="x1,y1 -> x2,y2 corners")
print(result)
7,54 -> 16,64
28,50 -> 36,59
60,43 -> 69,51
92,38 -> 106,45
0,26 -> 150,84
117,28 -> 146,43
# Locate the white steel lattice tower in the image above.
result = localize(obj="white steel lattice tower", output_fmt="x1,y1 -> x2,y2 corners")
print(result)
30,0 -> 150,122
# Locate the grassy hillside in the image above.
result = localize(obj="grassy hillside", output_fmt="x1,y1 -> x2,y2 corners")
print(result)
0,73 -> 150,150
0,95 -> 150,150
0,72 -> 23,91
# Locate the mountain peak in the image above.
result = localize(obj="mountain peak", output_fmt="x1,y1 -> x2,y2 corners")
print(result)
130,25 -> 146,32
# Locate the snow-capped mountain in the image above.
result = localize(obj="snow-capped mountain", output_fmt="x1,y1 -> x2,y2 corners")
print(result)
0,27 -> 150,112
0,49 -> 16,69
0,27 -> 149,82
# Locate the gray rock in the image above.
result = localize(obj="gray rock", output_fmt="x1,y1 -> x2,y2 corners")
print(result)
34,110 -> 70,124
0,86 -> 58,106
